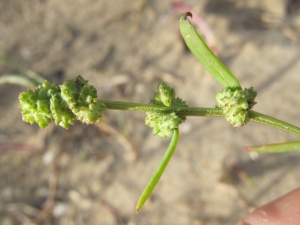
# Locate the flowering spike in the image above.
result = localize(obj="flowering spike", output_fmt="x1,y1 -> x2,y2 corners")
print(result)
19,76 -> 106,129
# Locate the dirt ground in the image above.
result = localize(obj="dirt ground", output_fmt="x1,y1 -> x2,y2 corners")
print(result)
1,0 -> 300,224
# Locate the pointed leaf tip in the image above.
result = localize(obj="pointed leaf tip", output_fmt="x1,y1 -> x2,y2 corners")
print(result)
184,12 -> 192,20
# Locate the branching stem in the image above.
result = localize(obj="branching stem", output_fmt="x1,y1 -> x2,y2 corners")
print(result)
101,100 -> 300,137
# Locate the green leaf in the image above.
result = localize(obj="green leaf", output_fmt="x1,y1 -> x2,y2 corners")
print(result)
245,140 -> 300,153
136,128 -> 179,212
179,12 -> 241,90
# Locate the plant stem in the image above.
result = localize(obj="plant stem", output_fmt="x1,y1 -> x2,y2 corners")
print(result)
101,100 -> 223,117
102,100 -> 300,137
0,56 -> 45,85
0,75 -> 37,87
249,110 -> 300,136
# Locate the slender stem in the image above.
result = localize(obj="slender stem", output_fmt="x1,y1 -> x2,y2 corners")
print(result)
0,75 -> 37,88
102,100 -> 300,137
0,56 -> 45,84
249,110 -> 300,136
136,128 -> 179,212
101,100 -> 223,117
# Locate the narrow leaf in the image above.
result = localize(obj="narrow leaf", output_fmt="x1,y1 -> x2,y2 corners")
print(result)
136,129 -> 179,212
245,140 -> 300,153
179,12 -> 241,90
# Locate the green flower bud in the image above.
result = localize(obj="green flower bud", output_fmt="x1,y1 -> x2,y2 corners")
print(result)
50,93 -> 76,129
19,80 -> 59,128
146,112 -> 182,138
155,83 -> 175,107
216,87 -> 257,127
146,82 -> 188,138
60,76 -> 105,124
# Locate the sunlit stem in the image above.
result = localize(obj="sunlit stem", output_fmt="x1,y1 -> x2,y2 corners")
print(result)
101,100 -> 223,116
249,110 -> 300,137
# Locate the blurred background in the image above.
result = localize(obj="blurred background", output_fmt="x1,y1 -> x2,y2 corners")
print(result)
1,0 -> 300,224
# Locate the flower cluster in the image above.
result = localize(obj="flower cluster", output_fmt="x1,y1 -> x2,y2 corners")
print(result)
145,82 -> 188,138
216,87 -> 257,127
19,76 -> 106,129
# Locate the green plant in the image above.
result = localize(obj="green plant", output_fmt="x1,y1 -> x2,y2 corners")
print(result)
18,12 -> 300,212
0,56 -> 45,87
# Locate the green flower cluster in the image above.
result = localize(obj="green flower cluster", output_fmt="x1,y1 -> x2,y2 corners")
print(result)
146,83 -> 188,138
216,87 -> 257,127
19,76 -> 106,129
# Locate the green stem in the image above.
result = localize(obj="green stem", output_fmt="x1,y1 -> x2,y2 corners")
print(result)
101,100 -> 223,116
102,100 -> 300,137
0,56 -> 45,85
136,128 -> 179,212
0,75 -> 37,88
249,110 -> 300,136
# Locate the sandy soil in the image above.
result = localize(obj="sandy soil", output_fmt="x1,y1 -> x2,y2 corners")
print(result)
1,0 -> 300,224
